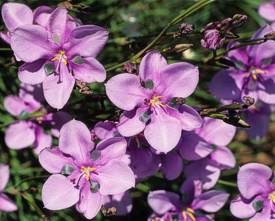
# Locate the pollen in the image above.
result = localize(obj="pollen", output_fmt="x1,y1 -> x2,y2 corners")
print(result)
149,95 -> 166,108
250,68 -> 266,81
182,208 -> 196,221
269,191 -> 275,202
81,166 -> 96,181
51,50 -> 68,65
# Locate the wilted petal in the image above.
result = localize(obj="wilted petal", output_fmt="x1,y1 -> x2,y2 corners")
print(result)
193,190 -> 229,213
43,66 -> 75,109
4,95 -> 27,116
68,25 -> 108,57
76,183 -> 103,219
117,108 -> 146,137
144,110 -> 182,153
18,59 -> 47,85
72,57 -> 106,83
139,51 -> 167,84
238,163 -> 272,199
11,25 -> 52,62
198,118 -> 236,146
105,73 -> 146,111
42,174 -> 80,210
160,62 -> 199,99
148,190 -> 180,215
96,161 -> 135,195
5,121 -> 35,149
0,164 -> 9,191
0,194 -> 17,212
230,195 -> 256,219
1,3 -> 33,32
59,120 -> 94,163
161,151 -> 183,180
178,133 -> 213,161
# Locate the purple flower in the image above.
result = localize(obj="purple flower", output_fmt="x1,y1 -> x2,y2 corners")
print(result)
0,164 -> 17,212
210,25 -> 275,104
148,181 -> 229,221
39,119 -> 135,219
7,6 -> 108,109
106,51 -> 202,153
259,1 -> 275,21
230,163 -> 275,221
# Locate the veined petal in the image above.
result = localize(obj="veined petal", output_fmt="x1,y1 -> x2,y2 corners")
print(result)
1,3 -> 33,32
42,174 -> 80,210
105,73 -> 146,111
11,25 -> 52,62
59,119 -> 94,164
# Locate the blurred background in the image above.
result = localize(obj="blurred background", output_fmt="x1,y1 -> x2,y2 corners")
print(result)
0,0 -> 273,220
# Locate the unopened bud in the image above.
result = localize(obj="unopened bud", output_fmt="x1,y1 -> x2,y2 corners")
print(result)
232,14 -> 248,26
179,23 -> 193,35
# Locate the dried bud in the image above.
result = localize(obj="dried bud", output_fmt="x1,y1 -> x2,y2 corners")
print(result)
242,96 -> 255,107
101,207 -> 117,216
76,80 -> 92,95
179,23 -> 193,35
232,14 -> 248,26
123,62 -> 137,74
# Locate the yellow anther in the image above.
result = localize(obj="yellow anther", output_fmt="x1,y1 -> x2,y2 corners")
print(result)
250,68 -> 266,81
149,95 -> 166,108
81,166 -> 96,181
269,191 -> 275,202
51,50 -> 68,65
187,208 -> 195,214
182,211 -> 187,220
182,208 -> 196,221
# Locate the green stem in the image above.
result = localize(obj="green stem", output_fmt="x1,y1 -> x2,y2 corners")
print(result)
218,180 -> 237,188
107,0 -> 215,72
0,48 -> 11,51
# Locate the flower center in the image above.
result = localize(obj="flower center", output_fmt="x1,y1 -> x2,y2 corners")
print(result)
81,166 -> 96,181
149,95 -> 166,108
51,50 -> 68,65
181,208 -> 196,221
269,191 -> 275,203
249,68 -> 266,81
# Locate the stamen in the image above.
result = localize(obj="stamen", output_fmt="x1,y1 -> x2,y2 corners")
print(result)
51,50 -> 68,66
181,208 -> 196,221
269,191 -> 275,202
81,166 -> 96,181
250,68 -> 266,81
149,95 -> 166,108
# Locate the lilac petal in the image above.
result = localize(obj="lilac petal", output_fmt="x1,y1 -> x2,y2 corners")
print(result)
230,195 -> 256,219
193,190 -> 229,213
18,59 -> 47,85
68,25 -> 108,57
76,184 -> 103,219
211,146 -> 236,169
103,191 -> 133,215
184,159 -> 221,190
259,3 -> 275,21
39,148 -> 74,173
0,164 -> 9,191
11,25 -> 52,63
105,73 -> 146,111
161,151 -> 183,180
258,78 -> 275,104
117,108 -> 146,137
5,121 -> 35,149
33,128 -> 52,154
72,57 -> 106,83
42,174 -> 80,210
96,161 -> 135,195
248,25 -> 275,64
48,8 -> 68,44
19,84 -> 43,112
238,163 -> 272,199
170,105 -> 202,131
198,118 -> 236,146
0,32 -> 11,44
160,62 -> 199,98
4,95 -> 27,116
94,121 -> 117,140
250,207 -> 273,221
148,190 -> 180,215
0,194 -> 17,212
209,69 -> 241,101
59,119 -> 94,164
96,137 -> 127,162
139,51 -> 167,84
180,179 -> 202,202
33,6 -> 53,27
43,66 -> 75,109
1,3 -> 33,32
227,47 -> 249,66
178,133 -> 213,161
197,216 -> 214,221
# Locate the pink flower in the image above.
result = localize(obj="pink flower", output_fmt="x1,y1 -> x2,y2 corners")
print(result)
39,119 -> 135,219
